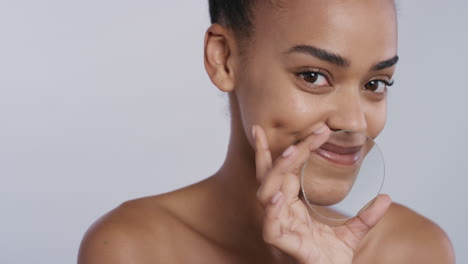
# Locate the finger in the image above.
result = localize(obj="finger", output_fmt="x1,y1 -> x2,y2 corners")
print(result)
338,194 -> 392,249
263,191 -> 285,245
253,125 -> 273,183
263,192 -> 317,263
356,194 -> 392,230
271,126 -> 331,176
281,172 -> 302,205
257,126 -> 331,207
263,192 -> 303,255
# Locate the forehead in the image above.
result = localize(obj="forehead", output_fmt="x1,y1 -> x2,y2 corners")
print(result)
251,0 -> 397,61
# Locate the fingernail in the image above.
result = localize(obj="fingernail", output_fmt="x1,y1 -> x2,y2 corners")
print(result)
271,191 -> 283,204
252,125 -> 257,141
313,126 -> 328,134
282,145 -> 296,157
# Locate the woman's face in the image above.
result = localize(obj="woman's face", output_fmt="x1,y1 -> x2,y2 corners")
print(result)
234,0 -> 398,160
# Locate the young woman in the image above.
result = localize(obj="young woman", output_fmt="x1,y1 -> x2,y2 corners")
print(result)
78,0 -> 455,263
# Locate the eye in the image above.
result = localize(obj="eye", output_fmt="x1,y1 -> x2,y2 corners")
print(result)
363,79 -> 394,94
298,71 -> 330,87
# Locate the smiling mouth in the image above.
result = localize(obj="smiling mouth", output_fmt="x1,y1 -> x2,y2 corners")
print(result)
313,143 -> 363,166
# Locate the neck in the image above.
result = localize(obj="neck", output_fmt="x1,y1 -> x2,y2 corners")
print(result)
206,94 -> 269,252
193,95 -> 296,262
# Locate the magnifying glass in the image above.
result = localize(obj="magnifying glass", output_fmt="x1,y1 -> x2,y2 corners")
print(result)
300,130 -> 385,225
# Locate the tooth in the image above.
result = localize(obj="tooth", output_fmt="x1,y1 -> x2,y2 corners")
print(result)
321,150 -> 333,159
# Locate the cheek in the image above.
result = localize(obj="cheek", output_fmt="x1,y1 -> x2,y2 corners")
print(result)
365,100 -> 387,139
257,93 -> 329,152
238,78 -> 327,154
268,94 -> 314,128
273,101 -> 326,159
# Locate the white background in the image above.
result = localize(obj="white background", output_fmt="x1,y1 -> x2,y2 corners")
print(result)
0,0 -> 466,263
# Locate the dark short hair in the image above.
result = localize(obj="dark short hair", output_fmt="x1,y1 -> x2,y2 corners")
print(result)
208,0 -> 276,40
209,0 -> 397,42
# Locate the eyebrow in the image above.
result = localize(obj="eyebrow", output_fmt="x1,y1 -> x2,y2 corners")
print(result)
284,44 -> 349,67
372,55 -> 399,71
283,44 -> 399,70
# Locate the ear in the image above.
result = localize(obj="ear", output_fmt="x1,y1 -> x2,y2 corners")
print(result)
203,24 -> 238,93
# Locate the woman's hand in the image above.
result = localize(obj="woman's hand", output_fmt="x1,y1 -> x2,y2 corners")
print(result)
253,124 -> 392,264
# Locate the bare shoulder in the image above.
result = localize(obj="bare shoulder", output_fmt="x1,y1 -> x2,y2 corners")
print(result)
360,202 -> 455,264
77,194 -> 184,264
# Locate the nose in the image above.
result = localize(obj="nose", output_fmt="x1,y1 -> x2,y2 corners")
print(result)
326,90 -> 367,133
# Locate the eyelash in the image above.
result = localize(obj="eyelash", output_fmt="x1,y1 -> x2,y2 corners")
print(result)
364,79 -> 394,94
295,68 -> 395,94
296,68 -> 332,87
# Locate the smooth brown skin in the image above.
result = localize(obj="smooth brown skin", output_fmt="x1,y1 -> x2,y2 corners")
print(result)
78,0 -> 455,263
301,132 -> 372,206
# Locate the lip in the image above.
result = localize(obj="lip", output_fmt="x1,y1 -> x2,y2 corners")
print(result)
313,143 -> 363,166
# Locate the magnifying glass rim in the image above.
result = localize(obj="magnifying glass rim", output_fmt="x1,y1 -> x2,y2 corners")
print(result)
300,129 -> 386,221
